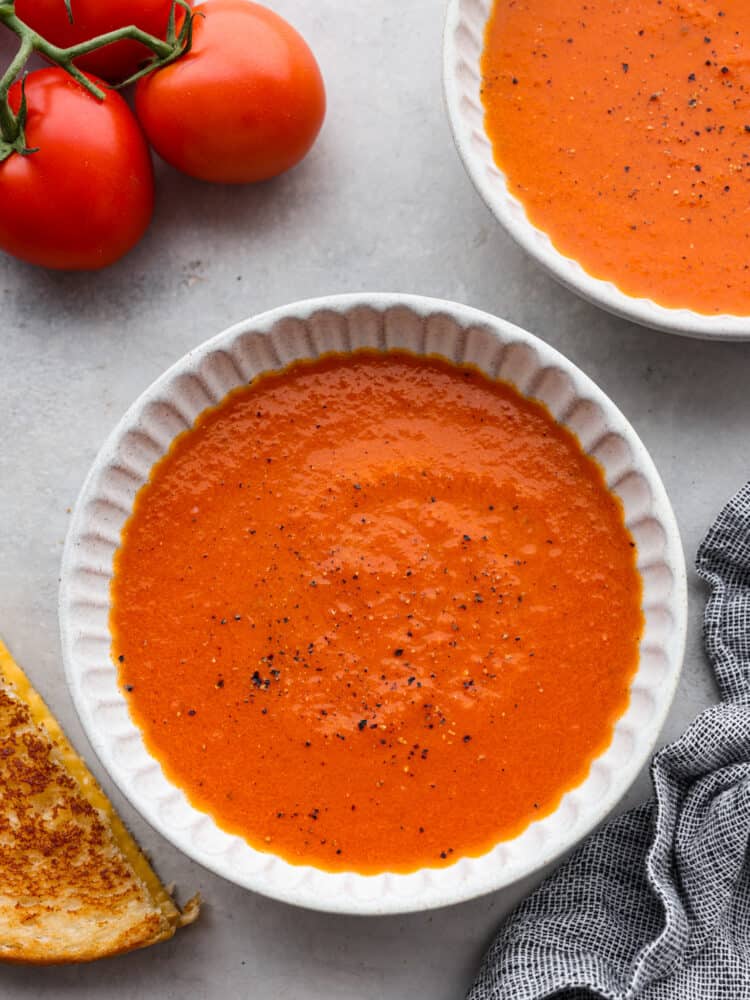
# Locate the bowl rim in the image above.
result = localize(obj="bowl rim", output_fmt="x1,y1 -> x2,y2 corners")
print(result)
442,0 -> 750,341
59,292 -> 688,914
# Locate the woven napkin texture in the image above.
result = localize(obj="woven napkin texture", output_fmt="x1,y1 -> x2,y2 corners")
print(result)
469,481 -> 750,1000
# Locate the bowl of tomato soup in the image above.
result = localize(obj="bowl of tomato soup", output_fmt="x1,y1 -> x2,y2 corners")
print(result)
444,0 -> 750,338
60,294 -> 686,913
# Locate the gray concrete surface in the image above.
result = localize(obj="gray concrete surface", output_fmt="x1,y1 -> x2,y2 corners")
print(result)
1,1 -> 749,996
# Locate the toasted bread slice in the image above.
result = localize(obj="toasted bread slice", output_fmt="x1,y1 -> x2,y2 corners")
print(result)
0,638 -> 199,964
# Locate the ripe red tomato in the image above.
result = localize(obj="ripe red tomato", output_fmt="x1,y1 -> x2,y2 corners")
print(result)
0,69 -> 154,271
135,0 -> 326,183
15,0 -> 186,83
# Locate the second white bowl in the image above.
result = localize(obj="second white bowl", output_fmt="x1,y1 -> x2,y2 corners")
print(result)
59,293 -> 687,914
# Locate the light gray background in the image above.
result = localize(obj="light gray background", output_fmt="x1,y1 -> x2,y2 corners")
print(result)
1,1 -> 749,997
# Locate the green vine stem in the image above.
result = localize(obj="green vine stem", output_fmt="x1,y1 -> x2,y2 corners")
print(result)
0,32 -> 31,144
0,0 -> 194,158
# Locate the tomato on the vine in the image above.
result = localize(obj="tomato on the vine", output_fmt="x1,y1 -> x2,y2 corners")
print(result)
0,69 -> 154,271
15,0 -> 186,84
135,0 -> 326,184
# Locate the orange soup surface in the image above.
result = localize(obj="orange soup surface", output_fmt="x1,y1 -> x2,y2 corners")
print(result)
482,1 -> 750,314
112,352 -> 642,874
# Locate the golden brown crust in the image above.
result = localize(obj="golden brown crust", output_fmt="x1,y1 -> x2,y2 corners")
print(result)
0,639 -> 198,964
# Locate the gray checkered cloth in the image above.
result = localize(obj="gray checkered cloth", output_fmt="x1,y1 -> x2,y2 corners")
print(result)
469,481 -> 750,1000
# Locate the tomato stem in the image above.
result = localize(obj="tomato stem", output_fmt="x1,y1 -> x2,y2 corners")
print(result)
0,34 -> 31,153
56,26 -> 174,64
113,1 -> 196,90
0,0 -> 196,147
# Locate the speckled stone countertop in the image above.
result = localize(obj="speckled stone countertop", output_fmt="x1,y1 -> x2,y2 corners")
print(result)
1,2 -> 749,997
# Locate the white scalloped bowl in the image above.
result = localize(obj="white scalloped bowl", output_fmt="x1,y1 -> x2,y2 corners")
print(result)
59,294 -> 687,914
443,0 -> 750,340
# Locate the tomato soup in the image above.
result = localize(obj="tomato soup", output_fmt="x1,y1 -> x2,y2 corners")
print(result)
111,352 -> 642,874
482,1 -> 750,314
